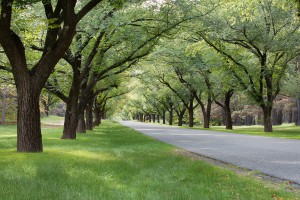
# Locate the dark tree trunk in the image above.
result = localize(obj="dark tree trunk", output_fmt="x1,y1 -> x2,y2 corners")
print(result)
17,84 -> 43,152
61,98 -> 78,139
77,113 -> 86,133
288,109 -> 293,123
169,108 -> 173,125
85,101 -> 93,130
224,105 -> 232,129
149,114 -> 152,122
261,104 -> 273,132
176,108 -> 186,126
162,110 -> 166,124
44,101 -> 49,117
152,114 -> 155,123
196,97 -> 211,129
272,108 -> 283,126
61,70 -> 80,139
94,109 -> 101,126
296,98 -> 300,126
157,115 -> 160,123
224,90 -> 233,130
204,100 -> 212,128
188,100 -> 194,128
138,113 -> 142,122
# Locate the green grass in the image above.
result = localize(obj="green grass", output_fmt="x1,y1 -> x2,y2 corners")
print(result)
187,123 -> 300,140
41,115 -> 65,124
0,121 -> 299,200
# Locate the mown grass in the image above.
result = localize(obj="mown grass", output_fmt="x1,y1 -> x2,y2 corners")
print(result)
41,115 -> 65,124
188,123 -> 300,140
0,121 -> 299,200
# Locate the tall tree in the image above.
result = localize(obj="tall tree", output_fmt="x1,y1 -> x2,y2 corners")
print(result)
0,0 -> 111,152
196,0 -> 300,132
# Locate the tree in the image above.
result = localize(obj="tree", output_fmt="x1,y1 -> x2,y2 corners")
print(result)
282,59 -> 300,126
40,90 -> 60,117
196,0 -> 300,132
0,0 -> 110,152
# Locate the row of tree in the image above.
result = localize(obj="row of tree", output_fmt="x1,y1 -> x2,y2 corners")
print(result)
124,0 -> 300,132
0,0 -> 209,152
1,0 -> 300,152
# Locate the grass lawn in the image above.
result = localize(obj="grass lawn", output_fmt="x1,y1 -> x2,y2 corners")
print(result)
188,123 -> 300,140
0,121 -> 299,199
41,115 -> 65,124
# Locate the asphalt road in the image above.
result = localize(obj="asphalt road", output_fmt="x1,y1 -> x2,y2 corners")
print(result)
120,121 -> 300,184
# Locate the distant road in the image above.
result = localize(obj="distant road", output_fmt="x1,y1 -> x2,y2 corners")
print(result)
120,121 -> 300,184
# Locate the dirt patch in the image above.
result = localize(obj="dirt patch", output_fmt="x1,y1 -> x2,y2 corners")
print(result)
174,149 -> 300,192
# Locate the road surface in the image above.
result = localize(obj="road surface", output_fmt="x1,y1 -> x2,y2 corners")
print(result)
120,121 -> 300,184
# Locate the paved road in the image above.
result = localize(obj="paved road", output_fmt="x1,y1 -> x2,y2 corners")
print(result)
120,121 -> 300,184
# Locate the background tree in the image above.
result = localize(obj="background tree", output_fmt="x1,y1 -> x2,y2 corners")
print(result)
195,0 -> 300,132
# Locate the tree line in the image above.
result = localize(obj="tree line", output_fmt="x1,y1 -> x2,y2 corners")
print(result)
1,0 -> 300,152
123,0 -> 300,132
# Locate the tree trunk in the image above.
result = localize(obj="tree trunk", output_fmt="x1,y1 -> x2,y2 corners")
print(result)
62,71 -> 80,139
169,108 -> 173,125
262,105 -> 273,132
296,98 -> 300,126
162,111 -> 166,124
157,115 -> 160,123
204,100 -> 212,128
152,114 -> 155,123
17,85 -> 43,152
224,105 -> 232,130
77,113 -> 86,133
188,100 -> 194,128
196,99 -> 211,128
224,91 -> 233,129
176,108 -> 186,126
85,101 -> 93,130
61,98 -> 78,139
94,109 -> 101,127
288,109 -> 293,123
45,102 -> 49,117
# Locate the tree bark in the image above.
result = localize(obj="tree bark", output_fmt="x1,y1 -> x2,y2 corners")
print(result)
224,91 -> 233,130
195,95 -> 211,128
157,115 -> 160,123
175,108 -> 186,126
85,101 -> 93,130
77,113 -> 86,133
61,69 -> 80,139
296,98 -> 300,126
261,104 -> 273,132
61,98 -> 78,139
162,110 -> 166,124
94,109 -> 101,126
188,100 -> 194,128
169,108 -> 173,125
17,84 -> 43,152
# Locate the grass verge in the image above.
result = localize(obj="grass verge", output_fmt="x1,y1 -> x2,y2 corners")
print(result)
188,123 -> 300,140
0,121 -> 299,199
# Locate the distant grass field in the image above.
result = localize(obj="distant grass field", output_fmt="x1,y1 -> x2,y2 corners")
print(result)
41,115 -> 65,124
188,123 -> 300,140
0,121 -> 299,199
